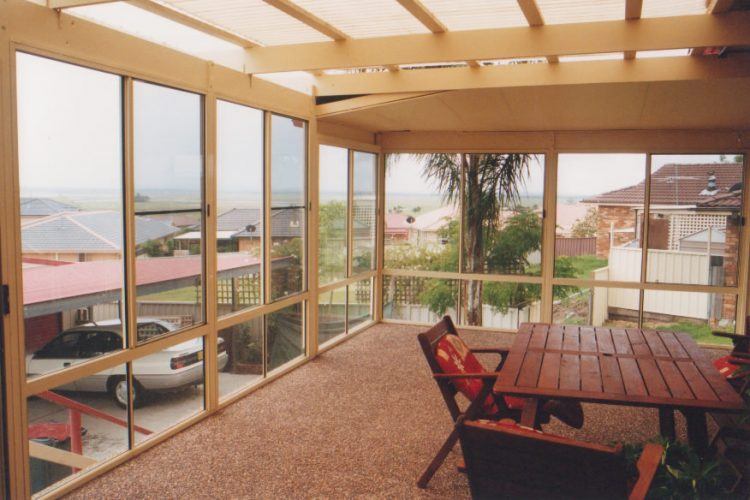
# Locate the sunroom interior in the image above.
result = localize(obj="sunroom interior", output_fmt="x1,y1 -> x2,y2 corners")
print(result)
1,0 -> 750,497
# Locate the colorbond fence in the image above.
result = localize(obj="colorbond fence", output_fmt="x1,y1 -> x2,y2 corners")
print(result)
555,237 -> 596,257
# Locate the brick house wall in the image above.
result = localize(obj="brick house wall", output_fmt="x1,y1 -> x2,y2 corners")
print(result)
25,313 -> 62,353
595,205 -> 638,257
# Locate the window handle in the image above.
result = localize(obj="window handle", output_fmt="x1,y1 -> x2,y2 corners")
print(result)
63,362 -> 71,367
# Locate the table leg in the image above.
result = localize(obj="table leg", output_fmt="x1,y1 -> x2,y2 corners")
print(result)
683,409 -> 709,454
520,398 -> 540,429
658,408 -> 676,442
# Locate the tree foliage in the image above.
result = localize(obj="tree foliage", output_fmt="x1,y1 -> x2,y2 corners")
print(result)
570,207 -> 599,238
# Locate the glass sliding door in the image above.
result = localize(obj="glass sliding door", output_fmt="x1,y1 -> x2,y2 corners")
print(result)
270,115 -> 307,301
133,81 -> 204,341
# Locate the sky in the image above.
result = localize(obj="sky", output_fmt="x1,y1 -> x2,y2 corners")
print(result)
16,52 -> 734,208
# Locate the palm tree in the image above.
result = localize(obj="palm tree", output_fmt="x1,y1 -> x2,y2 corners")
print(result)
415,153 -> 536,325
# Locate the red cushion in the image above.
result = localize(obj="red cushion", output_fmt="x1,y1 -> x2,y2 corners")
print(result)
714,355 -> 742,380
435,334 -> 525,413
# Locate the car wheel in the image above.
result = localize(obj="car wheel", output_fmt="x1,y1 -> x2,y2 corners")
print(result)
108,376 -> 145,409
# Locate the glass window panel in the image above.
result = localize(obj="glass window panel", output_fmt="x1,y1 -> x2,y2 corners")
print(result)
552,285 -> 640,328
216,100 -> 263,317
266,302 -> 305,371
318,286 -> 346,346
27,365 -> 128,495
218,317 -> 263,400
461,154 -> 545,276
348,279 -> 373,330
319,146 -> 348,285
383,276 -> 458,323
459,280 -> 542,329
384,154 -> 459,272
555,154 -> 647,281
643,291 -> 736,346
270,115 -> 307,301
133,81 -> 204,342
352,152 -> 377,275
646,155 -> 744,287
134,337 -> 205,443
16,53 -> 125,378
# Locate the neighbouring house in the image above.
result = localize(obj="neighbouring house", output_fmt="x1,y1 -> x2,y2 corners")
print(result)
175,207 -> 308,254
20,197 -> 79,223
385,212 -> 410,241
584,163 -> 743,257
555,202 -> 591,236
22,210 -> 180,262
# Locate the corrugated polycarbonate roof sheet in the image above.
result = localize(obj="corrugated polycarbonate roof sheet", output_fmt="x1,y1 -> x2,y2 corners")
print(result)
536,0 -> 625,24
294,0 -> 429,39
164,0 -> 330,45
419,0 -> 528,31
642,0 -> 707,18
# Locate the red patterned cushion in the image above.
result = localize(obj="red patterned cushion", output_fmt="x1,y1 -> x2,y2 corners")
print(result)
435,334 -> 525,413
714,355 -> 742,379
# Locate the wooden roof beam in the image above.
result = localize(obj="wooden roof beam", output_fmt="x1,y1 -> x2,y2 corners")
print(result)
624,0 -> 643,60
262,0 -> 348,41
395,0 -> 447,33
692,0 -> 734,57
311,53 -> 750,96
517,0 -> 558,63
243,13 -> 750,73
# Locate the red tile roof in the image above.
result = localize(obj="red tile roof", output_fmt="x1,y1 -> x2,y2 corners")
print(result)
695,189 -> 742,210
584,163 -> 742,206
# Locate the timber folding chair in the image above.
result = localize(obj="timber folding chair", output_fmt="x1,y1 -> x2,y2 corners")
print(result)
457,418 -> 663,500
416,316 -> 583,489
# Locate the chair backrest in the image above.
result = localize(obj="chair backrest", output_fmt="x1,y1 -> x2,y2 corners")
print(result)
417,316 -> 464,422
459,419 -> 629,499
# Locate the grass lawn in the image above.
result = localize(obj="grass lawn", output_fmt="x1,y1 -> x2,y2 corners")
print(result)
141,287 -> 200,302
643,321 -> 733,346
566,255 -> 608,279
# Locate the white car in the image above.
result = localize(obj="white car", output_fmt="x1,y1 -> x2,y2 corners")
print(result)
26,318 -> 228,408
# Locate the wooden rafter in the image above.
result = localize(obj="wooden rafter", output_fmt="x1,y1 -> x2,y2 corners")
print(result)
48,0 -> 260,47
692,0 -> 735,57
262,0 -> 348,41
311,54 -> 750,96
243,13 -> 750,73
316,92 -> 442,117
517,0 -> 558,63
395,0 -> 447,33
624,0 -> 643,60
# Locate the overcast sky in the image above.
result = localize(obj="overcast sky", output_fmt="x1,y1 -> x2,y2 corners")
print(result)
17,52 -> 732,204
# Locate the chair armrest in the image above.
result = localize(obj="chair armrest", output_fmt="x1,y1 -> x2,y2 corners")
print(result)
712,331 -> 749,343
628,443 -> 663,500
470,348 -> 510,355
730,352 -> 750,360
433,372 -> 501,380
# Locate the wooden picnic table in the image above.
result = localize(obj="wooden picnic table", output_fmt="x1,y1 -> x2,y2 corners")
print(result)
493,323 -> 745,452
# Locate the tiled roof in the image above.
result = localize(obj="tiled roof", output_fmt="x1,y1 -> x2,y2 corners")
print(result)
695,188 -> 742,210
217,208 -> 306,239
20,197 -> 79,217
584,163 -> 742,206
22,211 -> 180,253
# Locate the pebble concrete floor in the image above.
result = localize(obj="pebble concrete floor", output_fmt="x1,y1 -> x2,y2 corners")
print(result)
68,323 -> 728,499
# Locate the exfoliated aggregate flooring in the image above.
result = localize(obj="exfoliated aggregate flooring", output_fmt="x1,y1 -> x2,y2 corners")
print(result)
68,323 -> 727,499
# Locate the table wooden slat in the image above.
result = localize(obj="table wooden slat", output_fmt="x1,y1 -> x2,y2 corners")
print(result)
562,326 -> 580,351
675,332 -> 742,403
676,361 -> 718,401
642,329 -> 670,357
657,359 -> 695,400
579,327 -> 597,353
637,358 -> 670,398
619,357 -> 648,396
546,325 -> 563,350
529,326 -> 549,350
497,328 -> 532,386
594,328 -> 615,354
611,329 -> 632,354
659,331 -> 688,359
600,354 -> 625,394
580,354 -> 602,392
626,329 -> 651,356
559,354 -> 581,391
538,352 -> 561,389
517,351 -> 544,388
